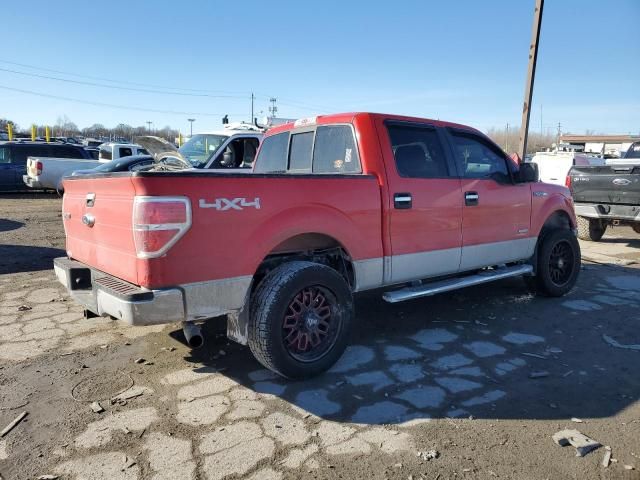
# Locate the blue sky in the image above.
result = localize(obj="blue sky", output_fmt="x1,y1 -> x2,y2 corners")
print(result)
1,0 -> 638,135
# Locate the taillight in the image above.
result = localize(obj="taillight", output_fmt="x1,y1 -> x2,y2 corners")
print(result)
132,197 -> 191,258
565,175 -> 571,188
36,161 -> 42,175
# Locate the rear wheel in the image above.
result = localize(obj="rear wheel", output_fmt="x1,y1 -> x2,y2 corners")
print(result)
576,216 -> 606,241
248,261 -> 353,379
632,224 -> 640,234
528,229 -> 581,297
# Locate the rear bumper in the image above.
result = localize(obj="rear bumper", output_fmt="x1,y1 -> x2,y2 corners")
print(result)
23,175 -> 44,189
53,257 -> 252,326
575,203 -> 640,222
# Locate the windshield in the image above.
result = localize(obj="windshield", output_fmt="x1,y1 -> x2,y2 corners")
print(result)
178,134 -> 227,167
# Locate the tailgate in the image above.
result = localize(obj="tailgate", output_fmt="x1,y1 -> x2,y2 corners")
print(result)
63,175 -> 139,284
570,165 -> 640,205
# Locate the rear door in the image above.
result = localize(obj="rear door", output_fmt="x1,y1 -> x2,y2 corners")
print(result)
377,120 -> 463,283
445,129 -> 533,271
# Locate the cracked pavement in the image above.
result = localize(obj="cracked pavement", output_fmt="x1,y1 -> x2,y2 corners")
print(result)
1,195 -> 639,480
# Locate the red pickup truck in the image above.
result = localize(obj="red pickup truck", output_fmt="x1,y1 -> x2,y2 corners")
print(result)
55,112 -> 580,378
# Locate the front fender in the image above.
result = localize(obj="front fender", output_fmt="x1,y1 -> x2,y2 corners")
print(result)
531,192 -> 576,236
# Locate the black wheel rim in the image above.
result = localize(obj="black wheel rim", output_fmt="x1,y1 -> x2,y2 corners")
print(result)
548,239 -> 574,287
282,286 -> 341,363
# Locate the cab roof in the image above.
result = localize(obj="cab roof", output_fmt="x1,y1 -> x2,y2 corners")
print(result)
266,112 -> 483,136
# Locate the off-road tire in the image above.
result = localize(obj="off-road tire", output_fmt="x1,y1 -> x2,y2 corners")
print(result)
248,261 -> 353,379
576,216 -> 606,241
529,229 -> 581,297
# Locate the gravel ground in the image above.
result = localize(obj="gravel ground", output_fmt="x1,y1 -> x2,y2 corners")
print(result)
1,193 -> 639,480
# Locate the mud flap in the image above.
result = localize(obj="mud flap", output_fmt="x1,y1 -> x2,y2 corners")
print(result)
226,290 -> 251,345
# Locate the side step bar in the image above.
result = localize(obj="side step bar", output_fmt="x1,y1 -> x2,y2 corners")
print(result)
382,264 -> 534,303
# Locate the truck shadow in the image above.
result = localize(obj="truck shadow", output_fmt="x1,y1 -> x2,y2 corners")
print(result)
596,237 -> 640,248
181,262 -> 640,425
0,219 -> 24,232
0,244 -> 66,274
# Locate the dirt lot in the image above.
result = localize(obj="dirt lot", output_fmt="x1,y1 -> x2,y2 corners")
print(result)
1,194 -> 639,480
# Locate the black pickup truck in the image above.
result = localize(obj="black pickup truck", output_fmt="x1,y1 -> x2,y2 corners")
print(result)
567,142 -> 640,241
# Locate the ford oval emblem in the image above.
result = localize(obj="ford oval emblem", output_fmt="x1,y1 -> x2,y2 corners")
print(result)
612,178 -> 631,186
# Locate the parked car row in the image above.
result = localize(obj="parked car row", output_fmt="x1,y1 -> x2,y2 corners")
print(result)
0,122 -> 264,192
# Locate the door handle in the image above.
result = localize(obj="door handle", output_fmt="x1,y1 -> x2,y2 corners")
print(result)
394,192 -> 412,209
465,191 -> 479,206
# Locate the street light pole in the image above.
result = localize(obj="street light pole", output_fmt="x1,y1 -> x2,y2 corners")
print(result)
187,118 -> 195,137
146,121 -> 153,133
518,0 -> 544,159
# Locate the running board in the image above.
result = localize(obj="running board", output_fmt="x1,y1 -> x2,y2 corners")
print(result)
382,264 -> 534,303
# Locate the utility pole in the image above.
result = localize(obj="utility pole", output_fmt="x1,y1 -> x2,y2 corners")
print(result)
269,97 -> 278,119
146,121 -> 152,133
250,93 -> 255,124
557,122 -> 562,146
187,118 -> 195,137
506,123 -> 510,152
518,0 -> 544,159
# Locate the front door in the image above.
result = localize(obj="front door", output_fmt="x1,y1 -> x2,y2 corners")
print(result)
376,120 -> 463,284
445,129 -> 533,271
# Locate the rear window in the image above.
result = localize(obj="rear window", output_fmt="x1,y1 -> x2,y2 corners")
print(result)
288,132 -> 314,172
53,146 -> 86,159
100,145 -> 112,160
626,143 -> 640,159
13,145 -> 52,163
254,132 -> 289,173
313,125 -> 361,174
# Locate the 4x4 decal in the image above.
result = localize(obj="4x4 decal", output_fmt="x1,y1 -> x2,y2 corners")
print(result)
199,197 -> 261,211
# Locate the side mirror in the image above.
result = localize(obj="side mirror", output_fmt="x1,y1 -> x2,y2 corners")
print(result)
516,162 -> 539,183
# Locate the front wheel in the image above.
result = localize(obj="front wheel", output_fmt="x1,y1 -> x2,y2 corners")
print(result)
248,261 -> 353,379
528,229 -> 581,297
632,224 -> 640,234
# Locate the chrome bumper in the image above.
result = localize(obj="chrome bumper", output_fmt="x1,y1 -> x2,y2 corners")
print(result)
575,203 -> 640,222
54,257 -> 184,325
53,257 -> 252,326
23,175 -> 44,189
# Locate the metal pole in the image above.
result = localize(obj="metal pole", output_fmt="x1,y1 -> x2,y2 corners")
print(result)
251,93 -> 255,123
518,0 -> 544,159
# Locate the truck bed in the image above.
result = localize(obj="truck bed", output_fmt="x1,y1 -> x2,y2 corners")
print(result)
62,171 -> 383,290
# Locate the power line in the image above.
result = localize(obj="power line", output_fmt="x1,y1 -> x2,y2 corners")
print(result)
0,84 -> 244,117
0,58 -> 246,95
0,67 -> 247,99
0,58 -> 338,113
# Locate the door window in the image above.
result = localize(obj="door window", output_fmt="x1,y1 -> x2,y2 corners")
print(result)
119,147 -> 133,158
387,124 -> 450,178
449,131 -> 510,183
0,146 -> 11,163
288,132 -> 314,172
254,132 -> 289,173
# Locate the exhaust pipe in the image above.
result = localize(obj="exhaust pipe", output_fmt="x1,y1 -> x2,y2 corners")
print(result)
182,322 -> 204,349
